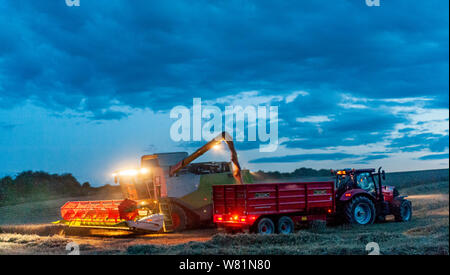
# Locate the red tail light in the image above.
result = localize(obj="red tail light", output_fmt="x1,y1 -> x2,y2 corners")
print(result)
213,214 -> 260,225
213,214 -> 223,223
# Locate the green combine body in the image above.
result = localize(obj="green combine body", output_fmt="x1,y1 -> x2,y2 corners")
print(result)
180,170 -> 254,209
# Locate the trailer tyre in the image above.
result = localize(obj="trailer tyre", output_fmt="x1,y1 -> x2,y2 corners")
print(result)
256,218 -> 275,234
277,216 -> 294,234
344,196 -> 376,225
394,200 -> 412,222
170,204 -> 187,232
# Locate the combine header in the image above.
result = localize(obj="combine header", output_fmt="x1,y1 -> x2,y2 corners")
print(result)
56,131 -> 247,233
60,200 -> 128,228
58,199 -> 164,231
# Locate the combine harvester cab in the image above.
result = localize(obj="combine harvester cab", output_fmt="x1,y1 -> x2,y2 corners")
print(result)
55,131 -> 248,233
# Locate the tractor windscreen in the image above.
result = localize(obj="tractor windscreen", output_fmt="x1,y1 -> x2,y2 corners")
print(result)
356,172 -> 376,194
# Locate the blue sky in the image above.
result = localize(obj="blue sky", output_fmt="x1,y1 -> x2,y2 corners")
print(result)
0,0 -> 448,186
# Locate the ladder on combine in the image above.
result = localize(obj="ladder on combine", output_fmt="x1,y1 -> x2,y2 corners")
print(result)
158,199 -> 174,232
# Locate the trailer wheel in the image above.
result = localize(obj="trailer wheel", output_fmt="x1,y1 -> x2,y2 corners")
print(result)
277,216 -> 294,234
344,196 -> 375,225
256,218 -> 275,234
394,200 -> 412,222
170,204 -> 187,232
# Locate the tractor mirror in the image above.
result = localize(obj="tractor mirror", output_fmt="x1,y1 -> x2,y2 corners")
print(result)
382,170 -> 386,180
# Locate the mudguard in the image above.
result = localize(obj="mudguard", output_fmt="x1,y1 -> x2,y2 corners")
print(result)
339,189 -> 376,202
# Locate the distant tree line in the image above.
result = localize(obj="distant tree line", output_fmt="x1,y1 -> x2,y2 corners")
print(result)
252,167 -> 332,180
0,171 -> 119,207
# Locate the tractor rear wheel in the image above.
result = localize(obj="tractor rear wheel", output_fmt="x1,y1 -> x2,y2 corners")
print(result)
277,216 -> 295,234
256,218 -> 275,234
344,196 -> 376,225
170,204 -> 187,232
394,200 -> 412,222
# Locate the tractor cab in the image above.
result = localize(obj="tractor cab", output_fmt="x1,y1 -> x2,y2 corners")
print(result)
333,168 -> 386,201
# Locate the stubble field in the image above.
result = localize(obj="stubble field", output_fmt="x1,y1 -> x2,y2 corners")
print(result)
0,169 -> 448,255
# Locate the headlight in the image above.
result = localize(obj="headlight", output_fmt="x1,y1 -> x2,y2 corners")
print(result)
140,168 -> 149,174
119,169 -> 138,176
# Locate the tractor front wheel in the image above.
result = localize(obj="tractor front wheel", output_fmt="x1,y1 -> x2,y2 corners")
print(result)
344,196 -> 376,225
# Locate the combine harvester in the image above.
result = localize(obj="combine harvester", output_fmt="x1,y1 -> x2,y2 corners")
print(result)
56,132 -> 249,233
213,168 -> 412,233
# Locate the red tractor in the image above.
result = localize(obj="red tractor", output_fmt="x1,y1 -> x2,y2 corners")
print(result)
332,167 -> 412,225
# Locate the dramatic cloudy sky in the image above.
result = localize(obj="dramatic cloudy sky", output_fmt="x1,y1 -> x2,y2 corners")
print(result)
0,0 -> 448,185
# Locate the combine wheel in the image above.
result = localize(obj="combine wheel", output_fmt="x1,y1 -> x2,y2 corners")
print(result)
277,216 -> 294,234
256,218 -> 275,234
394,200 -> 412,222
344,196 -> 376,225
170,204 -> 187,232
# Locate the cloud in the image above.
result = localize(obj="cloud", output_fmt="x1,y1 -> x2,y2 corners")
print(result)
285,91 -> 309,103
89,110 -> 129,121
388,133 -> 449,153
249,153 -> 357,163
354,154 -> 390,164
418,153 -> 449,160
360,154 -> 390,161
0,0 -> 447,117
0,123 -> 16,130
0,0 -> 448,173
281,104 -> 405,149
296,115 -> 332,123
429,135 -> 449,152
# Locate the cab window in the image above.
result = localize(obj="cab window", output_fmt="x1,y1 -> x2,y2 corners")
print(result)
356,172 -> 375,193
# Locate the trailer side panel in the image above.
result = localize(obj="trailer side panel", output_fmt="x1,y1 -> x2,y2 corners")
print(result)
213,181 -> 335,228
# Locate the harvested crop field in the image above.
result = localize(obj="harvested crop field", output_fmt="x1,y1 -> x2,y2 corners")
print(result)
0,169 -> 448,255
